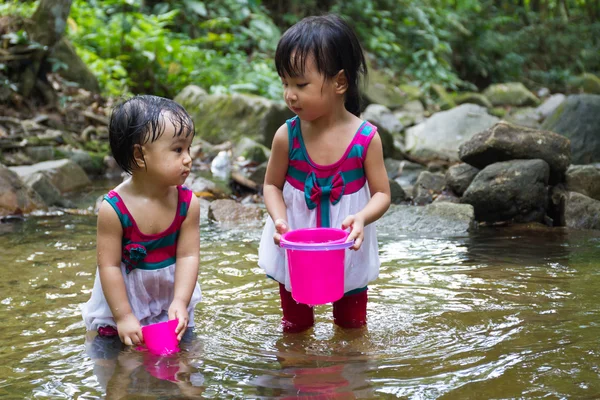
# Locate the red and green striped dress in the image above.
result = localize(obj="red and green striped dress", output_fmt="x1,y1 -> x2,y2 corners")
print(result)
258,116 -> 381,294
82,185 -> 202,331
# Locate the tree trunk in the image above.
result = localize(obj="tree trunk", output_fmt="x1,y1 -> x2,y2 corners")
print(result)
20,0 -> 73,98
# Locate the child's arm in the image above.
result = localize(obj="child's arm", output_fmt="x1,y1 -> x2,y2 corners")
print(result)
263,124 -> 290,244
342,132 -> 391,250
169,194 -> 200,340
97,201 -> 143,346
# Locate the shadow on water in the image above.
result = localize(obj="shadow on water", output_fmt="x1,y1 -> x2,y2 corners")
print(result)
0,208 -> 599,398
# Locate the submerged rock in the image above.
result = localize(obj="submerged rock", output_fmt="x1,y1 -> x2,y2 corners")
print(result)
378,202 -> 475,236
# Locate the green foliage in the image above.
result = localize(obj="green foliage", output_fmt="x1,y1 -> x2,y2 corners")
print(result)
332,0 -> 469,91
67,0 -> 282,98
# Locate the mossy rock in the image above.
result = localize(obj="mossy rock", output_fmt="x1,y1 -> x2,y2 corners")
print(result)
175,86 -> 293,147
483,82 -> 540,107
489,107 -> 507,118
363,68 -> 419,109
454,92 -> 493,109
568,73 -> 600,94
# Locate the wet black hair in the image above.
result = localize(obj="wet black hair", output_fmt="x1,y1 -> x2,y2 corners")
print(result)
108,95 -> 194,174
275,14 -> 367,116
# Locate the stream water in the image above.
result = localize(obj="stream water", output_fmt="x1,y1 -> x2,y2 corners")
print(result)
0,183 -> 599,399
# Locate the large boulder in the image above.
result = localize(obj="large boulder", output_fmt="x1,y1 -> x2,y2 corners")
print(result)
378,203 -> 476,236
9,159 -> 91,193
405,104 -> 499,160
483,82 -> 540,107
458,121 -> 571,183
563,192 -> 600,230
565,165 -> 600,201
462,159 -> 550,223
541,94 -> 600,164
0,164 -> 45,216
175,85 -> 293,146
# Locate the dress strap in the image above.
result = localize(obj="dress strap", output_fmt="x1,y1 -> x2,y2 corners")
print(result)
351,122 -> 377,162
103,191 -> 134,230
177,185 -> 193,220
286,116 -> 304,162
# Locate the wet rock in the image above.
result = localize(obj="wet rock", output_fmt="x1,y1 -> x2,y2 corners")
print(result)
565,165 -> 600,201
412,171 -> 445,205
462,159 -> 550,223
542,94 -> 600,164
536,94 -> 565,120
483,82 -> 540,107
175,86 -> 293,146
379,202 -> 475,236
405,104 -> 499,160
208,199 -> 264,223
445,163 -> 479,196
389,179 -> 407,204
0,164 -> 45,216
458,121 -> 571,183
564,192 -> 600,230
9,159 -> 91,193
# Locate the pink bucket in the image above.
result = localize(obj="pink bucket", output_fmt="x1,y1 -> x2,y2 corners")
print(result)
141,319 -> 180,356
280,228 -> 353,306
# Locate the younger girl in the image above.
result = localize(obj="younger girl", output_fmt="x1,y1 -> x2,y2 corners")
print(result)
82,95 -> 202,345
258,15 -> 391,332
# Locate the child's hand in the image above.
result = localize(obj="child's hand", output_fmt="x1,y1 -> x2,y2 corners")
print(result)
116,313 -> 143,346
342,214 -> 365,251
273,218 -> 289,246
168,299 -> 189,341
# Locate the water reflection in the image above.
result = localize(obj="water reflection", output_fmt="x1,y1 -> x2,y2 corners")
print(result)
1,214 -> 600,398
86,329 -> 205,398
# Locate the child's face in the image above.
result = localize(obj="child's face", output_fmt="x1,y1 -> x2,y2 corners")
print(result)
281,55 -> 339,121
139,113 -> 193,186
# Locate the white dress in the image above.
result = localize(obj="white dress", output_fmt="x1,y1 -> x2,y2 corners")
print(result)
258,117 -> 381,294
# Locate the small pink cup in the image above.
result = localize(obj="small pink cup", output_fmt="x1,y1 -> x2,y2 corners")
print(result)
141,319 -> 180,356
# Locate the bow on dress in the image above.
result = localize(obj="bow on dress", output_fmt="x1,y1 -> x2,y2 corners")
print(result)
304,171 -> 346,227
